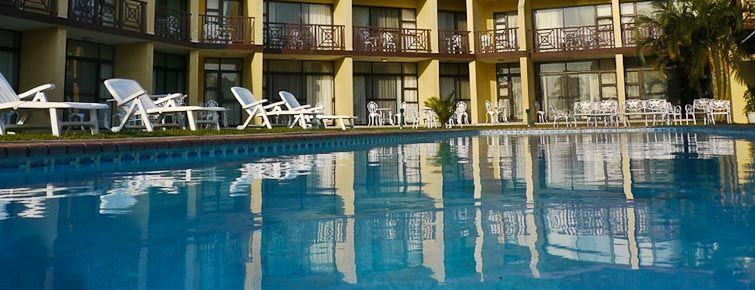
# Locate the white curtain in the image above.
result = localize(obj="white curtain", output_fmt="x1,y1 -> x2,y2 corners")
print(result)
304,4 -> 332,25
353,7 -> 369,26
306,75 -> 334,114
353,76 -> 367,122
534,9 -> 563,29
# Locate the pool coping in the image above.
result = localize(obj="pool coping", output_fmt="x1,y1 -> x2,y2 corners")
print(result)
1,124 -> 752,158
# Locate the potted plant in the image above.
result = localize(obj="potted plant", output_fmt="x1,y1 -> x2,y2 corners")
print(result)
745,89 -> 755,124
424,93 -> 456,126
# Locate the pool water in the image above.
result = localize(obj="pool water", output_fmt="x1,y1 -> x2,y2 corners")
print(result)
0,131 -> 753,290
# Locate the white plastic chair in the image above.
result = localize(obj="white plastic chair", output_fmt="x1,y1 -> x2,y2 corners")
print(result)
279,91 -> 355,130
454,101 -> 469,125
104,78 -> 226,132
367,101 -> 381,126
230,86 -> 283,130
485,100 -> 498,124
0,73 -> 108,137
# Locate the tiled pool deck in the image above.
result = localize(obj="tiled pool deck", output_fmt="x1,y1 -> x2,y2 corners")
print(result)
0,125 -> 752,158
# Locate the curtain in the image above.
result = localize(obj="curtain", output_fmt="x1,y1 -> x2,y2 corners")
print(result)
374,76 -> 399,109
511,76 -> 522,121
223,0 -> 242,16
0,52 -> 16,90
353,76 -> 367,123
268,2 -> 301,23
534,9 -> 562,29
563,6 -> 595,27
373,8 -> 400,28
440,77 -> 455,100
438,11 -> 455,30
353,7 -> 369,26
304,4 -> 332,25
306,75 -> 334,114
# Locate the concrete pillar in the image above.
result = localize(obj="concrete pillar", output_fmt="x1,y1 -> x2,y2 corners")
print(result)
612,0 -> 623,48
616,54 -> 627,120
146,0 -> 156,35
19,27 -> 66,102
417,0 -> 439,53
190,0 -> 200,42
188,50 -> 200,105
517,0 -> 532,51
242,52 -> 264,104
57,0 -> 68,18
465,0 -> 477,53
335,57 -> 354,117
334,0 -> 353,50
114,42 -> 154,93
520,56 -> 537,124
419,59 -> 441,117
248,0 -> 263,45
730,60 -> 755,124
468,61 -> 481,123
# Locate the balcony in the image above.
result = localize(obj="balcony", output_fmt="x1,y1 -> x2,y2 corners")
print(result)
534,24 -> 614,52
68,0 -> 147,33
353,26 -> 431,53
438,30 -> 470,54
621,23 -> 659,47
475,28 -> 519,54
264,22 -> 345,52
199,15 -> 254,45
155,5 -> 190,41
0,0 -> 56,15
744,0 -> 755,28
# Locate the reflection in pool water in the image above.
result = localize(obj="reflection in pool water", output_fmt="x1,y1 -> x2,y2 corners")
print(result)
0,131 -> 753,289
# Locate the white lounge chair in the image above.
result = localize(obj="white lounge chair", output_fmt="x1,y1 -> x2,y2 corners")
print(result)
0,73 -> 108,137
104,78 -> 227,132
278,91 -> 355,130
230,86 -> 284,130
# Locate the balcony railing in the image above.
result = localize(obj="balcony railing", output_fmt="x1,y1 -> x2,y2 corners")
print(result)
0,0 -> 56,15
199,15 -> 254,45
264,22 -> 345,51
353,26 -> 431,53
744,0 -> 755,22
439,30 -> 470,54
155,5 -> 190,41
534,24 -> 614,52
621,23 -> 660,47
68,0 -> 147,33
475,28 -> 519,54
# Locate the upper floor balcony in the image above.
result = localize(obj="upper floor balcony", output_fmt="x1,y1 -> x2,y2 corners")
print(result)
155,5 -> 190,41
475,28 -> 519,54
744,0 -> 755,28
353,26 -> 431,54
264,22 -> 345,52
0,0 -> 56,15
68,0 -> 147,33
439,30 -> 470,54
534,24 -> 615,52
199,14 -> 254,45
621,23 -> 659,47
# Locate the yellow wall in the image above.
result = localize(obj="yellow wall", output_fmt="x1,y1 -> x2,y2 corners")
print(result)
418,60 -> 440,120
438,0 -> 464,11
188,50 -> 200,105
472,61 -> 496,123
417,0 -> 439,53
334,0 -> 353,50
335,57 -> 354,116
19,27 -> 67,102
731,61 -> 755,123
519,56 -> 536,123
352,0 -> 416,9
249,0 -> 264,45
114,42 -> 154,93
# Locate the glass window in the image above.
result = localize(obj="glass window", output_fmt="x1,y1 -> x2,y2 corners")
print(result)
153,52 -> 186,94
204,58 -> 243,125
625,57 -> 668,100
0,29 -> 20,90
263,60 -> 335,117
65,40 -> 114,103
535,4 -> 613,29
538,60 -> 617,110
496,63 -> 523,121
352,62 -> 419,125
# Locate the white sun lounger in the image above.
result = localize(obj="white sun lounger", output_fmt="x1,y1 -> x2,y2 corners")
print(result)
0,73 -> 109,137
104,78 -> 227,132
278,91 -> 355,130
230,86 -> 283,130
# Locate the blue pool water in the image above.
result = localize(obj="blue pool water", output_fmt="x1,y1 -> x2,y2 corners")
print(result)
0,130 -> 753,290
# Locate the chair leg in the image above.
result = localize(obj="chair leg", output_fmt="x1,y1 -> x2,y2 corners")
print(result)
111,103 -> 137,133
49,108 -> 61,137
136,103 -> 154,132
186,111 -> 197,131
90,109 -> 99,135
238,109 -> 254,130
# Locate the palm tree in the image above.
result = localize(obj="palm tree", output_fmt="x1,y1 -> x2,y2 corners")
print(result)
635,0 -> 747,101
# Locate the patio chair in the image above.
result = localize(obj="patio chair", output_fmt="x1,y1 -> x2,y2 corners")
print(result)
104,78 -> 226,132
367,101 -> 382,126
485,100 -> 498,124
708,100 -> 731,124
666,102 -> 683,125
278,91 -> 355,130
497,99 -> 509,123
454,101 -> 469,125
0,73 -> 108,137
549,105 -> 571,128
685,98 -> 713,125
230,86 -> 283,130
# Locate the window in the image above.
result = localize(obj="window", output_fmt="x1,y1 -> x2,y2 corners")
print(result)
620,1 -> 656,24
353,62 -> 418,125
263,60 -> 335,116
153,52 -> 186,94
625,58 -> 667,100
537,59 -> 617,111
438,11 -> 467,31
440,62 -> 470,106
206,0 -> 242,16
65,40 -> 114,103
204,58 -> 242,125
352,6 -> 415,28
264,1 -> 332,24
534,4 -> 612,29
496,64 -> 523,121
0,29 -> 20,90
494,12 -> 518,30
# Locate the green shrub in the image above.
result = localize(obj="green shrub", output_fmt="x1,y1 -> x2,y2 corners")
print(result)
744,89 -> 755,114
424,92 -> 456,125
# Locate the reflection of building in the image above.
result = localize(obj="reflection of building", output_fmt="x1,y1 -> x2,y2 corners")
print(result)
0,131 -> 753,288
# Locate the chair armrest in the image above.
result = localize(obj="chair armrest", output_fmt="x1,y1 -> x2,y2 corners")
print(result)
18,83 -> 56,101
241,99 -> 268,109
154,93 -> 183,106
291,105 -> 313,111
117,90 -> 148,105
263,101 -> 286,110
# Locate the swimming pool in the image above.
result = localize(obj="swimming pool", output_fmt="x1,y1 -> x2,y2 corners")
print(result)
0,129 -> 752,289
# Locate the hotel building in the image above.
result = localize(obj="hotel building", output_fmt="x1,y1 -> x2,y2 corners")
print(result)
1,0 -> 754,127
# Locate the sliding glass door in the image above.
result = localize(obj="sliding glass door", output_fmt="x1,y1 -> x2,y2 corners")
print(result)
537,59 -> 617,111
353,62 -> 418,125
496,64 -> 523,122
204,58 -> 242,126
263,60 -> 335,115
